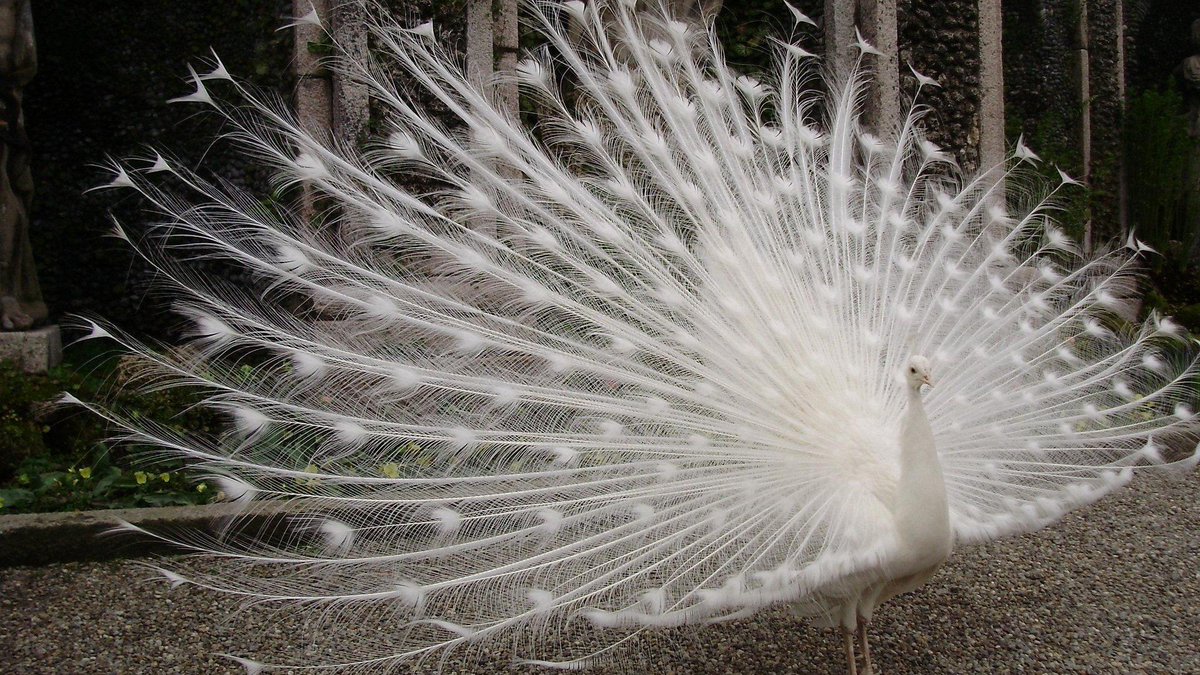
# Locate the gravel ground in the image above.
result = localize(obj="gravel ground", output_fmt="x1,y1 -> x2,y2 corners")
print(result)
2,471 -> 1198,675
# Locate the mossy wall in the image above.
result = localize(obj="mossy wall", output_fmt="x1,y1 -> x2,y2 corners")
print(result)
1126,0 -> 1199,93
1123,1 -> 1200,281
713,0 -> 823,72
1003,0 -> 1078,169
716,0 -> 987,174
1002,0 -> 1094,241
25,1 -> 481,338
898,0 -> 982,173
1087,0 -> 1124,240
31,1 -> 1151,338
28,1 -> 294,335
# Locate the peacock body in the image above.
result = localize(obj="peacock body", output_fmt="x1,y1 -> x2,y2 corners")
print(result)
81,1 -> 1200,672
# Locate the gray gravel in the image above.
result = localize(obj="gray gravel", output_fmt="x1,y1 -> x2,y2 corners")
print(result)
2,471 -> 1198,674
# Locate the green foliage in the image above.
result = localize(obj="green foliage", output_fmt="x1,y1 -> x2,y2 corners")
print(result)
0,455 -> 210,514
713,1 -> 819,74
1141,262 -> 1200,334
1004,109 -> 1092,242
1125,88 -> 1200,270
0,343 -> 220,514
1124,87 -> 1200,333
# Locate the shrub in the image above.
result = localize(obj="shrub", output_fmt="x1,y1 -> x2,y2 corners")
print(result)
0,342 -> 220,514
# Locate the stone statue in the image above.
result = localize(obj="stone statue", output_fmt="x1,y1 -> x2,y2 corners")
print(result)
0,0 -> 43,331
1181,19 -> 1200,138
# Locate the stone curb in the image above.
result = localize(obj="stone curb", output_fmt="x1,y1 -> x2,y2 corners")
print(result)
0,503 -> 268,568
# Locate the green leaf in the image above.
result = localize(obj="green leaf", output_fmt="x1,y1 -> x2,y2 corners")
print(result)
0,488 -> 34,509
91,466 -> 122,496
306,39 -> 334,56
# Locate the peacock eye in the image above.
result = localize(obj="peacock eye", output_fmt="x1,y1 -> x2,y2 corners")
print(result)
909,367 -> 916,373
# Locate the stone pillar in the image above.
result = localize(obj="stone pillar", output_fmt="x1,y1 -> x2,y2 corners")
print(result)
293,0 -> 331,225
1115,0 -> 1127,238
332,1 -> 370,147
1077,2 -> 1092,182
466,0 -> 497,240
465,0 -> 519,119
293,1 -> 371,223
977,0 -> 1006,172
1086,0 -> 1127,243
824,0 -> 858,75
497,1 -> 520,120
826,0 -> 901,134
466,1 -> 494,89
1076,1 -> 1093,251
294,0 -> 369,145
859,0 -> 901,133
293,0 -> 332,137
0,0 -> 59,372
465,1 -> 521,238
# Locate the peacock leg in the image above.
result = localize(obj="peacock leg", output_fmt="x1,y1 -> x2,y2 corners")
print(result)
857,616 -> 874,675
842,627 -> 858,675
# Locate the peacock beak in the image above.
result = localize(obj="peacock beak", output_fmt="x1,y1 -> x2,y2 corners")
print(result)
922,374 -> 934,387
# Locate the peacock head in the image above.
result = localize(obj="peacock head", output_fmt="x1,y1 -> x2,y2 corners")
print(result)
906,355 -> 934,389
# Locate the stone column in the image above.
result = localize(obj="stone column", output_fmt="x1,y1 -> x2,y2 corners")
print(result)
293,0 -> 332,137
977,0 -> 1006,172
0,0 -> 59,372
466,0 -> 520,119
332,1 -> 370,147
293,1 -> 371,224
293,0 -> 331,226
1115,0 -> 1127,238
1085,0 -> 1127,243
466,1 -> 494,90
495,0 -> 520,122
824,0 -> 858,74
465,1 -> 521,238
825,0 -> 901,134
1076,1 -> 1093,251
294,0 -> 369,145
858,0 -> 901,134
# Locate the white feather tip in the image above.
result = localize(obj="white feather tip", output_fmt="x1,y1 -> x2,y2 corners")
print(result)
909,64 -> 939,88
853,28 -> 883,56
1014,134 -> 1040,163
200,49 -> 232,81
785,3 -> 817,27
222,655 -> 266,675
406,21 -> 435,39
156,567 -> 189,589
167,65 -> 214,106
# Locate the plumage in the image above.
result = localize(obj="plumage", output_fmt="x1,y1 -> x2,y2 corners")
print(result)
80,1 -> 1200,673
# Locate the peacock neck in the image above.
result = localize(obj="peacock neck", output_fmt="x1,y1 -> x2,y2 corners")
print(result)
899,387 -> 941,478
894,386 -> 952,555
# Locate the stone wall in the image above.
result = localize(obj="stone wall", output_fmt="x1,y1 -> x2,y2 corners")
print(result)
29,0 -> 1168,337
1126,0 -> 1199,93
1003,0 -> 1087,235
1003,0 -> 1078,159
1002,0 -> 1163,243
898,0 -> 982,173
1087,0 -> 1125,240
28,1 -> 293,335
28,1 -> 469,337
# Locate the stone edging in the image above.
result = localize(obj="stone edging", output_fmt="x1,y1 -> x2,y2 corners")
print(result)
0,503 -> 260,567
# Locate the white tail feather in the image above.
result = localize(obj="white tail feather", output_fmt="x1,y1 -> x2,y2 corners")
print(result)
87,1 -> 1198,671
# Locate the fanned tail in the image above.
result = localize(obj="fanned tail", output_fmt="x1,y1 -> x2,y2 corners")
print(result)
77,1 -> 1198,671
